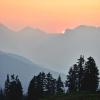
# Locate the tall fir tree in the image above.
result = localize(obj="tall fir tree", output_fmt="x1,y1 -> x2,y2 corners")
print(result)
56,75 -> 64,95
4,74 -> 10,100
83,57 -> 99,91
0,88 -> 4,100
46,72 -> 56,96
67,55 -> 85,92
4,74 -> 23,100
67,56 -> 99,93
77,55 -> 85,91
37,72 -> 47,97
28,76 -> 39,100
67,64 -> 78,93
28,72 -> 47,100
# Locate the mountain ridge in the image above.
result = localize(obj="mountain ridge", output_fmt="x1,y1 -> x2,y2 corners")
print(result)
0,23 -> 100,74
0,51 -> 66,92
0,23 -> 100,34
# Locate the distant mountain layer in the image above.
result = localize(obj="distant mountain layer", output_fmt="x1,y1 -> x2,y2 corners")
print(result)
0,51 -> 65,92
0,24 -> 100,74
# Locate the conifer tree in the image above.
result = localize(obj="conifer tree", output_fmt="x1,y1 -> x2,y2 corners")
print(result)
4,74 -> 23,100
0,88 -> 4,100
77,55 -> 85,91
46,72 -> 56,95
67,64 -> 78,92
28,76 -> 39,100
67,56 -> 99,93
83,57 -> 99,91
56,75 -> 64,95
37,72 -> 46,97
28,72 -> 47,100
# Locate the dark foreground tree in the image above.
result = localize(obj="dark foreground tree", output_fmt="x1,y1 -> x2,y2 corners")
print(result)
28,72 -> 47,100
28,76 -> 39,100
66,64 -> 78,92
83,57 -> 99,91
77,55 -> 85,91
4,74 -> 23,100
67,55 -> 85,92
66,56 -> 99,93
46,72 -> 56,96
0,88 -> 4,100
28,72 -> 57,100
56,75 -> 64,95
37,72 -> 47,97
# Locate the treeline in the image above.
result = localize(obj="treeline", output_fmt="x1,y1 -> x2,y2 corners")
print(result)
0,73 -> 64,100
66,56 -> 99,92
0,55 -> 100,100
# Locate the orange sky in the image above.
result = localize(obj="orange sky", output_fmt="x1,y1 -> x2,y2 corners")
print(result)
0,0 -> 100,32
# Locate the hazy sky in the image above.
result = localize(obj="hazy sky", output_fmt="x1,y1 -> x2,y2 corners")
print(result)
0,0 -> 100,32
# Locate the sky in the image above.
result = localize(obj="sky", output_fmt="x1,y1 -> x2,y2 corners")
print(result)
0,0 -> 100,33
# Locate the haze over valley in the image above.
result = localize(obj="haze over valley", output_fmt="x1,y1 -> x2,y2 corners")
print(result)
0,24 -> 100,74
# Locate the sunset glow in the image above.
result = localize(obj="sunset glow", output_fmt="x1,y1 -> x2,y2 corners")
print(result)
0,0 -> 100,32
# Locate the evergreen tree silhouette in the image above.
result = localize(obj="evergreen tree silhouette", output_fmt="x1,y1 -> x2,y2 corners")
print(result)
28,72 -> 47,100
37,72 -> 46,97
4,74 -> 10,100
46,72 -> 56,96
28,75 -> 39,100
67,56 -> 99,93
66,55 -> 85,92
0,88 -> 4,100
67,64 -> 78,92
77,55 -> 85,91
56,75 -> 64,95
83,57 -> 99,91
4,74 -> 23,100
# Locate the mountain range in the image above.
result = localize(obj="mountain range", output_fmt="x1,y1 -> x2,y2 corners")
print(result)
0,24 -> 100,74
0,51 -> 65,92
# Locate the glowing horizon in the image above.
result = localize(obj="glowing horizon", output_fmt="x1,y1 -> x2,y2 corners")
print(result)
0,0 -> 100,33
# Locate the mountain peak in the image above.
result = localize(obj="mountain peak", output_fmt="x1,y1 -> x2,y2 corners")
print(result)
0,23 -> 8,30
19,26 -> 47,35
76,25 -> 96,29
20,26 -> 43,32
63,25 -> 100,34
0,23 -> 14,33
